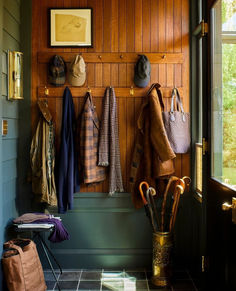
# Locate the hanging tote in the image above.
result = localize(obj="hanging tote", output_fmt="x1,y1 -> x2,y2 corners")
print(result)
2,238 -> 46,291
162,88 -> 190,154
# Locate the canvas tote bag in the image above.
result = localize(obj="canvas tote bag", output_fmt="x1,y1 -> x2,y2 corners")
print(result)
2,238 -> 46,291
162,88 -> 190,154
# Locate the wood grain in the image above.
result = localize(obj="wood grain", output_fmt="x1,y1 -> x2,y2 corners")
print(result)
32,0 -> 190,193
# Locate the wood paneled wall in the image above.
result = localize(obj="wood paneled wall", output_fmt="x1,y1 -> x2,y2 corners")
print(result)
32,0 -> 190,194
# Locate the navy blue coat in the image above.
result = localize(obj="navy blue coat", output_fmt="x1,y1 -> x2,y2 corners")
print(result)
57,87 -> 80,213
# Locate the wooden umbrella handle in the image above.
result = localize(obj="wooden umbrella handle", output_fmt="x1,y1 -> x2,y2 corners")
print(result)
139,181 -> 149,205
169,182 -> 185,232
161,176 -> 179,232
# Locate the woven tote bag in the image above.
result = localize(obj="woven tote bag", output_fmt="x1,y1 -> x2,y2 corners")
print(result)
162,88 -> 190,154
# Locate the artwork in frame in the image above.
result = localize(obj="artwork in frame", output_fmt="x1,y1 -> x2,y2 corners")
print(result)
49,8 -> 93,47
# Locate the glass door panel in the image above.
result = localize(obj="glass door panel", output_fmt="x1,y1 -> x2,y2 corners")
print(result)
211,0 -> 236,190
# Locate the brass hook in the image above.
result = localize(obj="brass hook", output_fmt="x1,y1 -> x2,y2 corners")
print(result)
44,86 -> 49,96
120,54 -> 124,59
161,54 -> 166,59
130,86 -> 134,96
98,55 -> 102,60
87,86 -> 91,93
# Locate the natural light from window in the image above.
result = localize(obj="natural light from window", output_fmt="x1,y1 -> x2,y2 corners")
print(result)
211,0 -> 236,190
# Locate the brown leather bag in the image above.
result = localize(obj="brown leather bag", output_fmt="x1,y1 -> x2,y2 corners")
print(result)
2,238 -> 47,291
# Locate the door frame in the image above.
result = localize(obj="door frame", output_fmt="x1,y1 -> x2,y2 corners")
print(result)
204,0 -> 236,289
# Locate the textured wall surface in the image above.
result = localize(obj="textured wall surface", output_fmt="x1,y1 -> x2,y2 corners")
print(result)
0,0 -> 21,287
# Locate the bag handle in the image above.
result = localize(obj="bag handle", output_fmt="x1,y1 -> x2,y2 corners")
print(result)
170,88 -> 186,122
4,242 -> 24,255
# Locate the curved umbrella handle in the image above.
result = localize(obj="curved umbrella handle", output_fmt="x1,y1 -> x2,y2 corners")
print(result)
139,181 -> 149,205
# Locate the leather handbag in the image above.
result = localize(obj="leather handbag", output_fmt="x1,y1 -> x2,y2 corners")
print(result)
162,88 -> 190,154
2,238 -> 46,291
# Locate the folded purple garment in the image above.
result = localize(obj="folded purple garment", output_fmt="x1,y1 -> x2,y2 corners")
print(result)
30,218 -> 69,243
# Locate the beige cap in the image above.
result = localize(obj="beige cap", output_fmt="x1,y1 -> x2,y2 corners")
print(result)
68,55 -> 86,86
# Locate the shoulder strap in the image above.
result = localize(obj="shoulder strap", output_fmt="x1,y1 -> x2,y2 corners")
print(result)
175,88 -> 185,113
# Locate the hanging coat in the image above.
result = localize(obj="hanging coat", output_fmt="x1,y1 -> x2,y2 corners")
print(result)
80,92 -> 106,184
30,100 -> 57,206
129,83 -> 176,208
57,87 -> 80,213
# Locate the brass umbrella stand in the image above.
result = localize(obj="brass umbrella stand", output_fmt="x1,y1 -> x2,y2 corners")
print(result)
139,176 -> 191,287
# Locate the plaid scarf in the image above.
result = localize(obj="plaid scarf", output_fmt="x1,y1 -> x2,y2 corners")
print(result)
98,87 -> 124,195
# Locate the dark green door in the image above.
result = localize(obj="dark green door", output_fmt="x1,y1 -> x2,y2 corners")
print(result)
204,0 -> 236,289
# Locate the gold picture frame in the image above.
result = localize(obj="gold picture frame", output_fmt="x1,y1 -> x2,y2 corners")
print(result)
49,8 -> 93,47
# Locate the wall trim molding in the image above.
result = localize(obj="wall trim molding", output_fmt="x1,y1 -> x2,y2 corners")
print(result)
52,248 -> 152,255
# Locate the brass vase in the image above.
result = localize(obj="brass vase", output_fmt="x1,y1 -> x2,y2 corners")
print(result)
151,232 -> 173,287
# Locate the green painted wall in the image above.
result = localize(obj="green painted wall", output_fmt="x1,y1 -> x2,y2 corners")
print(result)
0,0 -> 31,288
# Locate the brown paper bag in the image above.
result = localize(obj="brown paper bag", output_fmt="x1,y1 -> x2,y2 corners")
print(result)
2,238 -> 46,291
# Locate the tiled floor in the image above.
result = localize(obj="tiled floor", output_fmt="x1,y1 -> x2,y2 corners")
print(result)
44,268 -> 199,291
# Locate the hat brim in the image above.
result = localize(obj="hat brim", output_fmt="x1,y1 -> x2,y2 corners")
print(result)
49,76 -> 66,87
68,73 -> 86,87
134,74 -> 150,88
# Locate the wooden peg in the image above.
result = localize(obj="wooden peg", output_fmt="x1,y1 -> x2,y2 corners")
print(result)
87,86 -> 91,93
120,54 -> 124,59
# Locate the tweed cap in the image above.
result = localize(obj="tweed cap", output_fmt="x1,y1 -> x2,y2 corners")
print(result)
48,55 -> 66,86
134,54 -> 151,88
68,55 -> 86,87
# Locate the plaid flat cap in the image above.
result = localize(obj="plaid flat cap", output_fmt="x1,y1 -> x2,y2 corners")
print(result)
48,55 -> 66,86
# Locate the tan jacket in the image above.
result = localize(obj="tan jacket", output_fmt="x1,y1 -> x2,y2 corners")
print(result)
130,84 -> 176,208
30,101 -> 57,206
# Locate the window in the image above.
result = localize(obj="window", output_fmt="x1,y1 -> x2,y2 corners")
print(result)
211,0 -> 236,190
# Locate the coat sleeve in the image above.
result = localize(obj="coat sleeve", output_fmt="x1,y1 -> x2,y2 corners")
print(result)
149,93 -> 176,162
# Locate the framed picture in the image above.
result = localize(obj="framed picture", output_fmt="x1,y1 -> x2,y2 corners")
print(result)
49,8 -> 93,47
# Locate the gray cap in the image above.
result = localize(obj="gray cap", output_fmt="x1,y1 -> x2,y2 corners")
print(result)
134,55 -> 151,88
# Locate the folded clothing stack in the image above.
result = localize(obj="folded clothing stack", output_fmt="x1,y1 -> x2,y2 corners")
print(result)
13,213 -> 69,243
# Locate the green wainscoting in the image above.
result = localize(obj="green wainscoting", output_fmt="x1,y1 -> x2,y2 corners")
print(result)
47,193 -> 153,269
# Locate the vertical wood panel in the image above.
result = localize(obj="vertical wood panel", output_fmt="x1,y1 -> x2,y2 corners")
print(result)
126,99 -> 135,191
111,0 -> 119,52
158,0 -> 166,52
87,63 -> 95,87
150,0 -> 158,52
142,0 -> 150,52
134,0 -> 142,52
126,0 -> 135,52
111,64 -> 119,87
118,64 -> 127,87
173,0 -> 182,52
118,98 -> 127,191
118,0 -> 126,52
150,64 -> 158,84
102,64 -> 111,87
103,0 -> 111,52
95,63 -> 103,87
166,0 -> 174,52
32,0 -> 190,193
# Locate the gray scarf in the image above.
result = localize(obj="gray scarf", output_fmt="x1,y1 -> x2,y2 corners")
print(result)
98,87 -> 124,195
